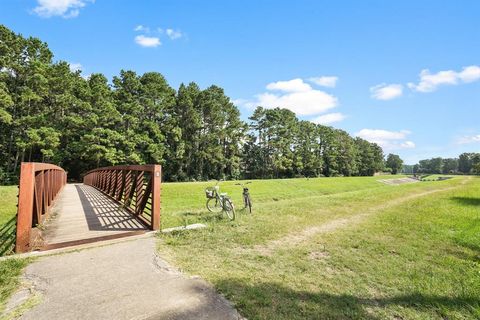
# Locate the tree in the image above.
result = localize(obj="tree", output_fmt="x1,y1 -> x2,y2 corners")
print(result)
458,153 -> 472,174
471,154 -> 480,175
355,138 -> 383,176
442,158 -> 458,174
385,154 -> 403,174
1,24 -> 402,183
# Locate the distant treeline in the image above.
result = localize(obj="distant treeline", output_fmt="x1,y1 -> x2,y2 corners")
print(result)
1,25 -> 388,183
403,153 -> 480,175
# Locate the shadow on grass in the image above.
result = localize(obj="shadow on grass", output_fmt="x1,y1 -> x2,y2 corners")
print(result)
0,216 -> 16,256
176,210 -> 235,224
214,279 -> 480,319
450,196 -> 480,206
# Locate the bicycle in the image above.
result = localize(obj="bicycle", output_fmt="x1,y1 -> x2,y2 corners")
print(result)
235,182 -> 252,213
205,181 -> 236,220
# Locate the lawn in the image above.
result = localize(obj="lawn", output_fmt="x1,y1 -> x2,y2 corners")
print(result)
2,175 -> 479,318
0,186 -> 18,256
158,175 -> 480,319
160,175 -> 407,229
0,186 -> 29,315
0,258 -> 30,314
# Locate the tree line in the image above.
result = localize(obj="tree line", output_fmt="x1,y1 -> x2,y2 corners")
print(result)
1,25 -> 389,183
403,153 -> 480,175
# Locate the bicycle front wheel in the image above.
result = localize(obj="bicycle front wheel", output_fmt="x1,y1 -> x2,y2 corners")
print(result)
223,198 -> 236,220
207,198 -> 223,213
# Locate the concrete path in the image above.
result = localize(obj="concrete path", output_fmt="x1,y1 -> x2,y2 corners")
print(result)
42,184 -> 147,247
10,236 -> 241,320
377,177 -> 419,186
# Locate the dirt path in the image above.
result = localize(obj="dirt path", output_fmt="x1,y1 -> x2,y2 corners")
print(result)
5,236 -> 241,320
252,179 -> 470,256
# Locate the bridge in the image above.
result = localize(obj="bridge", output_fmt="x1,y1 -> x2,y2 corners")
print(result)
15,163 -> 161,253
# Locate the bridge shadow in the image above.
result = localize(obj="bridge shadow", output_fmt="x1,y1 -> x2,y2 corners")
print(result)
75,184 -> 147,232
0,216 -> 16,256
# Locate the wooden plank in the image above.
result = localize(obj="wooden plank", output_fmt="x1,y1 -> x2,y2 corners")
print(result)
83,164 -> 162,230
151,165 -> 161,230
41,231 -> 146,251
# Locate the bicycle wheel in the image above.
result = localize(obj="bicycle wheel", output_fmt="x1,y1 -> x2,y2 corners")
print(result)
206,197 -> 223,213
246,195 -> 252,214
243,194 -> 252,213
223,198 -> 236,220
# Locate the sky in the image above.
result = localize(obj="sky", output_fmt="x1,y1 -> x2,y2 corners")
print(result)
1,0 -> 479,164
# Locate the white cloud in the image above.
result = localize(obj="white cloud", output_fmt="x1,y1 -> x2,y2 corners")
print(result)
266,78 -> 312,93
308,76 -> 338,88
236,78 -> 339,116
458,65 -> 480,82
356,129 -> 415,150
135,35 -> 161,48
134,25 -> 150,33
311,112 -> 346,125
231,98 -> 255,109
69,62 -> 82,72
400,141 -> 416,149
166,29 -> 183,40
408,65 -> 480,92
457,134 -> 480,145
33,0 -> 93,18
370,83 -> 403,100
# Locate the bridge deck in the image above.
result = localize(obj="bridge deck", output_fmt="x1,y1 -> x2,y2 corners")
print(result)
41,184 -> 147,249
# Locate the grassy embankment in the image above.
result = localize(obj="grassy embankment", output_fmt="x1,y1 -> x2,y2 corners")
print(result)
158,175 -> 480,319
0,186 -> 17,256
0,186 -> 29,314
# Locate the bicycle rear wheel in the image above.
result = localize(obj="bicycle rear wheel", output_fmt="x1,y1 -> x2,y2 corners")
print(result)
243,194 -> 252,213
223,198 -> 236,220
207,197 -> 223,213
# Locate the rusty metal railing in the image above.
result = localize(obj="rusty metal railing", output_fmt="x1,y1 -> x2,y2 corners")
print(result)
15,162 -> 67,253
83,165 -> 161,231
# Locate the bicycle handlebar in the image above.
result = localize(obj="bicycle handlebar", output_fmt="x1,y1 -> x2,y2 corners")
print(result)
235,182 -> 252,186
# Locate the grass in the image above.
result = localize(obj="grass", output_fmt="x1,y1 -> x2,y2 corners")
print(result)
0,186 -> 28,315
161,175 -> 407,229
0,259 -> 29,314
1,175 -> 479,318
158,175 -> 480,319
0,186 -> 18,256
419,174 -> 456,181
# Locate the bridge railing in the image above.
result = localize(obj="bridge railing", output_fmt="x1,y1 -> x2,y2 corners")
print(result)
83,165 -> 161,231
16,162 -> 67,253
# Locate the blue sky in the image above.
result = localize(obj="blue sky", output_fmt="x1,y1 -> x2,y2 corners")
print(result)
2,0 -> 480,164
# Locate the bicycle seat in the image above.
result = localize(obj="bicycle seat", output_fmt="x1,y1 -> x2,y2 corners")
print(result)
220,192 -> 227,196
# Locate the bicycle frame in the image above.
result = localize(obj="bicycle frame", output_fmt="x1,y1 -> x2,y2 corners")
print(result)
235,182 -> 252,212
205,180 -> 235,220
208,181 -> 230,209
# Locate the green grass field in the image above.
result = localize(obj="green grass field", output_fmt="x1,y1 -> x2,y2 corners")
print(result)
158,175 -> 480,319
161,175 -> 408,229
0,186 -> 18,256
1,176 -> 479,318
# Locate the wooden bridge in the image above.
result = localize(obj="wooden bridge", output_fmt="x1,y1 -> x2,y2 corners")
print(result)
15,163 -> 161,253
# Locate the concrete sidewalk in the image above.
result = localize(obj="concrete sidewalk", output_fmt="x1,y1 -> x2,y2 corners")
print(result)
7,237 -> 241,320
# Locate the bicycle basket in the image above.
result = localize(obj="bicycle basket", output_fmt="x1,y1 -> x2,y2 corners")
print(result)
205,187 -> 216,199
